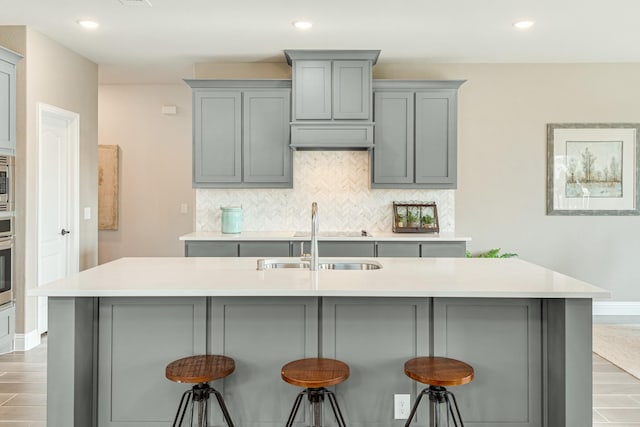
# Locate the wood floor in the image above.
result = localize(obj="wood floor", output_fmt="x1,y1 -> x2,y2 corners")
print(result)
0,337 -> 46,427
1,336 -> 639,426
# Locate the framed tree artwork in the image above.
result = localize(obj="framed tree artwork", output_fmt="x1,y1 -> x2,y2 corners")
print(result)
547,123 -> 640,215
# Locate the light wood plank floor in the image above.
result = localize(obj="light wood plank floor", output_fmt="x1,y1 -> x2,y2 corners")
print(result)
1,336 -> 639,425
0,336 -> 46,427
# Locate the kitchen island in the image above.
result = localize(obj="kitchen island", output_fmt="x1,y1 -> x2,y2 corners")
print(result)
31,257 -> 608,427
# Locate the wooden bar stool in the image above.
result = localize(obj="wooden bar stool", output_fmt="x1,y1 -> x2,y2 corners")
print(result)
166,355 -> 235,427
281,357 -> 350,427
403,356 -> 474,427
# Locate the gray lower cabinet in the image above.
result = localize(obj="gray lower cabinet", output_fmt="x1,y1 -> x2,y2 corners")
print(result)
186,240 -> 466,258
185,241 -> 291,257
371,81 -> 465,189
238,241 -> 291,257
0,46 -> 21,155
292,241 -> 376,257
98,297 -> 207,427
322,298 -> 430,427
373,241 -> 466,257
209,297 -> 318,427
432,298 -> 542,427
0,303 -> 14,354
185,241 -> 239,257
186,80 -> 292,188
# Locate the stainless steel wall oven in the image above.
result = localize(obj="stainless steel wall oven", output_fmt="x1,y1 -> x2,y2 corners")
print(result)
0,156 -> 14,212
0,218 -> 13,306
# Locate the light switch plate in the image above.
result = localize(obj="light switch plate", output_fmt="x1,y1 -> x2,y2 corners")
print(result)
84,207 -> 91,220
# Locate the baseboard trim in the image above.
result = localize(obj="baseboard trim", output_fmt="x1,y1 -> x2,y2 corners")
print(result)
593,301 -> 640,316
13,329 -> 41,351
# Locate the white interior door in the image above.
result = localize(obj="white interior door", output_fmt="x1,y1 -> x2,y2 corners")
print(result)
37,104 -> 79,334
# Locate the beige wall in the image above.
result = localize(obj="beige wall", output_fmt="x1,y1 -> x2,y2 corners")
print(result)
99,61 -> 640,301
97,84 -> 194,263
0,26 -> 98,337
374,62 -> 640,301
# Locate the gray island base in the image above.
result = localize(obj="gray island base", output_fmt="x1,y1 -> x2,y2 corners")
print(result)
34,257 -> 608,427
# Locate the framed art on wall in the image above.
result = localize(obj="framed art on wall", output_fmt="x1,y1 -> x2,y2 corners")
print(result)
547,123 -> 640,215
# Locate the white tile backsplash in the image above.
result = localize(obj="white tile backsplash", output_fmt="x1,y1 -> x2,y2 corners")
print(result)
196,151 -> 454,233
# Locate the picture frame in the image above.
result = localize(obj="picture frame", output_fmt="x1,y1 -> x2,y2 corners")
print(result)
547,123 -> 640,215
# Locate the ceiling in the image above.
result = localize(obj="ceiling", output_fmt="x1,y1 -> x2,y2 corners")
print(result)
1,0 -> 639,83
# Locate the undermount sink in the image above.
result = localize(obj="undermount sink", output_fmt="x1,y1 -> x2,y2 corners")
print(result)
318,261 -> 382,270
257,259 -> 382,271
257,259 -> 310,270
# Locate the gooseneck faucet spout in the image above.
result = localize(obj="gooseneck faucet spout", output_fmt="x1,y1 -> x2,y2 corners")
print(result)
310,202 -> 319,271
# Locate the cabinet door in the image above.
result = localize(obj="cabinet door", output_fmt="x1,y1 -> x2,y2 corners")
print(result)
243,90 -> 291,184
0,303 -> 13,354
209,297 -> 318,426
372,91 -> 414,184
238,241 -> 291,257
415,91 -> 457,187
332,60 -> 370,120
420,241 -> 466,257
184,241 -> 239,257
98,298 -> 207,427
320,241 -> 375,257
293,60 -> 332,120
433,298 -> 542,427
323,298 -> 430,427
376,242 -> 420,257
193,90 -> 242,185
0,59 -> 16,152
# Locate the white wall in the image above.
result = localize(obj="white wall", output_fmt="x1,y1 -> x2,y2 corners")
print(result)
98,84 -> 194,263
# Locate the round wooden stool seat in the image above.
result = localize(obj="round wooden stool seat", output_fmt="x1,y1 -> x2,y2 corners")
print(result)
404,356 -> 474,387
166,355 -> 235,384
281,358 -> 350,388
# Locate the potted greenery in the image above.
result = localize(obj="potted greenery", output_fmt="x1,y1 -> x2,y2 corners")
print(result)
465,248 -> 518,258
396,213 -> 405,228
406,210 -> 419,228
421,214 -> 434,228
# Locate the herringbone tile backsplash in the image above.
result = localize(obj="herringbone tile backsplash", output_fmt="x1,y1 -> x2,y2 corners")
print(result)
196,151 -> 454,232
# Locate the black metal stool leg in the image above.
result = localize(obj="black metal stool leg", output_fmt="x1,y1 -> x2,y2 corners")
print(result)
173,389 -> 193,427
285,390 -> 306,427
326,390 -> 347,427
444,391 -> 464,427
404,388 -> 428,427
212,389 -> 235,427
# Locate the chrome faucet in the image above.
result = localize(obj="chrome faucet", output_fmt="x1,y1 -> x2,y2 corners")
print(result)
310,202 -> 319,271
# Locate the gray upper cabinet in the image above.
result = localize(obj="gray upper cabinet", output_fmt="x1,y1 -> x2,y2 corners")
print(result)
186,80 -> 292,188
285,50 -> 380,149
371,80 -> 465,189
0,46 -> 22,155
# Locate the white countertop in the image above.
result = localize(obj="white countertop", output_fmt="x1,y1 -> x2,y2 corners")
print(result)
179,231 -> 471,242
29,257 -> 609,299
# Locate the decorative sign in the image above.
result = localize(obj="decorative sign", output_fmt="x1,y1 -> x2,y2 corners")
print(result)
98,145 -> 119,229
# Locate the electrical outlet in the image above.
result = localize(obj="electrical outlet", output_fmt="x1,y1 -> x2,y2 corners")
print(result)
394,394 -> 410,419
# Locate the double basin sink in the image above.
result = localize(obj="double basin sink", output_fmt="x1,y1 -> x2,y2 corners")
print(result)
257,259 -> 382,271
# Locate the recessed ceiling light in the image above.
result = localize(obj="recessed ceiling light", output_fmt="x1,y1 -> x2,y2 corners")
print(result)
513,20 -> 535,30
292,21 -> 313,30
77,20 -> 100,29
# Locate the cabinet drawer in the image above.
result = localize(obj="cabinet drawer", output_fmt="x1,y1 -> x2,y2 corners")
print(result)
290,124 -> 373,149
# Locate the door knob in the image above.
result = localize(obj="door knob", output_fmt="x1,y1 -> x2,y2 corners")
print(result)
61,229 -> 71,236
